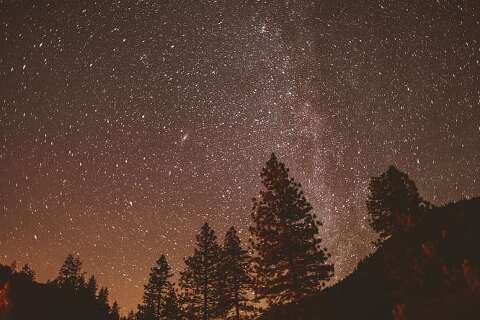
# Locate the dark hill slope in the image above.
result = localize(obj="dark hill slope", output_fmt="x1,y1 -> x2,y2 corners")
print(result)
262,198 -> 480,320
0,266 -> 113,320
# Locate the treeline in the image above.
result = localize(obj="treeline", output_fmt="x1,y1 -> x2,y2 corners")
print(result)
2,153 -> 475,319
130,158 -> 437,320
0,153 -> 334,320
132,153 -> 334,320
0,256 -> 120,320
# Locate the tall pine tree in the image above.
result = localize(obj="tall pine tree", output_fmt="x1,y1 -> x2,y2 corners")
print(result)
249,153 -> 333,305
218,227 -> 253,320
140,255 -> 174,320
180,223 -> 222,320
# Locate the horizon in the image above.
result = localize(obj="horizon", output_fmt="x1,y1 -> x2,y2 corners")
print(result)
1,0 -> 479,313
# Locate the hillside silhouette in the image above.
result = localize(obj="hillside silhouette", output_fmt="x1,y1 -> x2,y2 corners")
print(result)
261,198 -> 480,320
0,262 -> 119,320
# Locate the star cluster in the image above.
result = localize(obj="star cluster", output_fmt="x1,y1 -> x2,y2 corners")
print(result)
1,0 -> 479,312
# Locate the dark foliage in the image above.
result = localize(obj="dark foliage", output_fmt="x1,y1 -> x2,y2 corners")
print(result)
180,223 -> 222,320
163,287 -> 181,320
111,302 -> 121,320
217,226 -> 254,319
137,255 -> 176,320
261,198 -> 480,320
0,254 -> 119,320
250,153 -> 333,306
366,165 -> 427,243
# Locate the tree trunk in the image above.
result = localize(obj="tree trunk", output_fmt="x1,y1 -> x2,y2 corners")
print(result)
203,274 -> 208,320
235,288 -> 240,320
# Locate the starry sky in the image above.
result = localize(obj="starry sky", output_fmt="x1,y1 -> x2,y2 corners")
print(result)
1,0 -> 479,313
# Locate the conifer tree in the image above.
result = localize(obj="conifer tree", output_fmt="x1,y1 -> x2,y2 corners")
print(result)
86,275 -> 98,298
137,303 -> 155,320
367,165 -> 425,243
140,255 -> 174,320
180,223 -> 222,320
111,301 -> 121,320
98,287 -> 109,303
56,254 -> 85,290
218,227 -> 252,320
163,287 -> 181,320
19,264 -> 35,281
249,153 -> 333,305
97,287 -> 111,315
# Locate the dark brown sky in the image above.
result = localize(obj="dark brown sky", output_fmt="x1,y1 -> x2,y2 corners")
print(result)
1,0 -> 479,313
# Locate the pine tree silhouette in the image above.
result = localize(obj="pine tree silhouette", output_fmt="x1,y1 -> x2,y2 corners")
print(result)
55,254 -> 84,291
19,264 -> 35,282
110,301 -> 121,320
97,287 -> 111,316
86,275 -> 98,299
162,287 -> 181,320
367,165 -> 426,244
139,255 -> 174,320
137,303 -> 155,320
249,153 -> 333,305
218,226 -> 253,319
180,223 -> 222,320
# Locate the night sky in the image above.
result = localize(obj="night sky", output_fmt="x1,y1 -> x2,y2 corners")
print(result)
1,0 -> 479,313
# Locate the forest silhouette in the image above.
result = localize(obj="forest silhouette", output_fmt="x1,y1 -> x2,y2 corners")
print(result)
1,153 -> 479,320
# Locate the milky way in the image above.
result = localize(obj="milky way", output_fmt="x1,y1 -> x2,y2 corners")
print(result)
1,0 -> 479,312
